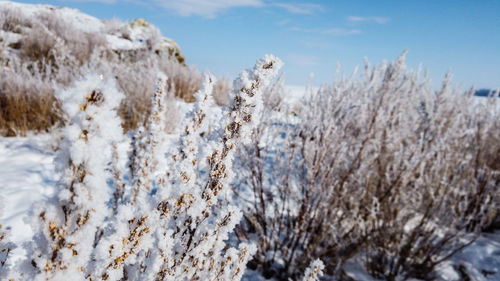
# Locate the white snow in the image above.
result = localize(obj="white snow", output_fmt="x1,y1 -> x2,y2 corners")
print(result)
0,29 -> 22,45
0,133 -> 58,261
105,34 -> 143,50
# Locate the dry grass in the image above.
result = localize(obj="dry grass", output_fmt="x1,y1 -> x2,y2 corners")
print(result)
212,77 -> 232,106
159,58 -> 201,102
0,71 -> 61,136
20,25 -> 56,61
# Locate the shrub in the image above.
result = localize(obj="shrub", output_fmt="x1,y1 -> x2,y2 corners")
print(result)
35,10 -> 107,63
106,54 -> 201,131
20,25 -> 56,61
0,68 -> 61,136
23,75 -> 125,279
235,52 -> 500,280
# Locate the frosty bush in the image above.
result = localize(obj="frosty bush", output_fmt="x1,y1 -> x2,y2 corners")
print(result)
3,55 -> 282,280
22,75 -> 125,279
235,52 -> 500,280
90,55 -> 281,281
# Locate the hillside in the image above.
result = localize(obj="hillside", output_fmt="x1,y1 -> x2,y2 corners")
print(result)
0,0 -> 203,136
0,0 -> 184,63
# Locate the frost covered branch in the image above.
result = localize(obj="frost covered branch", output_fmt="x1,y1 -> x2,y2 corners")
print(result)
7,55 -> 282,280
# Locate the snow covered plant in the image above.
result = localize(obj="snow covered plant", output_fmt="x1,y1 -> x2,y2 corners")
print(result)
9,55 -> 281,280
17,75 -> 126,280
236,51 -> 500,280
90,55 -> 281,281
302,260 -> 324,281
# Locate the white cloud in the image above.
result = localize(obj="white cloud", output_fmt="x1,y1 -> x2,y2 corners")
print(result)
300,40 -> 335,49
154,1 -> 323,18
276,19 -> 291,26
291,27 -> 361,36
153,0 -> 264,18
271,3 -> 323,15
321,28 -> 361,35
62,0 -> 117,3
348,16 -> 390,24
64,1 -> 325,18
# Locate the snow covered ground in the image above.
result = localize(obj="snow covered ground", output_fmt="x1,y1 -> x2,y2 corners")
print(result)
0,133 -> 58,261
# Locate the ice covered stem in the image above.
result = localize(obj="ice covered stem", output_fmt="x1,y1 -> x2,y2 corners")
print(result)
202,54 -> 283,207
27,75 -> 124,279
156,55 -> 280,279
172,73 -> 216,191
302,259 -> 325,281
131,73 -> 169,201
93,74 -> 218,281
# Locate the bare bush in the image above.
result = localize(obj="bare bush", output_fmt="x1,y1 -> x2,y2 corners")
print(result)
99,53 -> 201,131
235,52 -> 500,280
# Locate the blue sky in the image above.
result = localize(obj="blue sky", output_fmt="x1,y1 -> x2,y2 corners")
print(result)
14,0 -> 500,89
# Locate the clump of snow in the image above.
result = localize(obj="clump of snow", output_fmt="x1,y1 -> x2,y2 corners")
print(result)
302,259 -> 325,281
